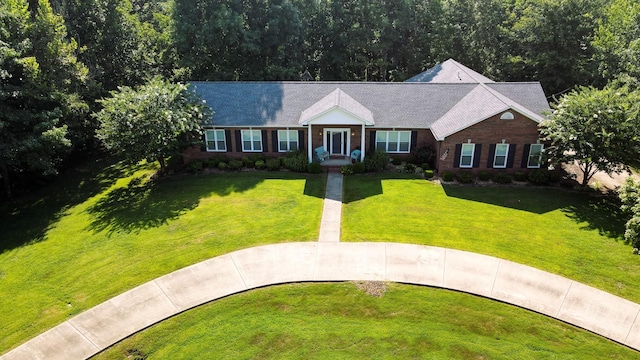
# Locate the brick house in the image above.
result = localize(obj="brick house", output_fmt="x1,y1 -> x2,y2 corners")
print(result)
184,59 -> 550,174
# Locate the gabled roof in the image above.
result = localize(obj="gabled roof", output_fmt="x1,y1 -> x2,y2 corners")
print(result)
190,60 -> 550,140
299,88 -> 374,125
405,59 -> 495,84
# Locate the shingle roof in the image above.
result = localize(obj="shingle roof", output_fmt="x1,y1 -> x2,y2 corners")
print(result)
299,88 -> 374,125
189,61 -> 550,140
404,59 -> 495,84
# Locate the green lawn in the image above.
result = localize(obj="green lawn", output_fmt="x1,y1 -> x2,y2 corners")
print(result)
94,282 -> 638,359
0,159 -> 325,354
343,174 -> 640,303
2,166 -> 639,357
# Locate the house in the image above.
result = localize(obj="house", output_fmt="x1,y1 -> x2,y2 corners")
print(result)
184,59 -> 550,174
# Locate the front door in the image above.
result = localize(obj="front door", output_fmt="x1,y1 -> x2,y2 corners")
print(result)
326,129 -> 349,156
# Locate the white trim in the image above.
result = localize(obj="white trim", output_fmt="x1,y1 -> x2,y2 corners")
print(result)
277,130 -> 299,152
241,129 -> 263,152
527,144 -> 544,168
460,143 -> 475,168
323,128 -> 351,156
375,131 -> 411,153
493,143 -> 509,168
204,129 -> 227,152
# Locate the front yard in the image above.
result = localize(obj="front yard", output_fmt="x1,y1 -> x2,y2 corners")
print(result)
1,165 -> 639,357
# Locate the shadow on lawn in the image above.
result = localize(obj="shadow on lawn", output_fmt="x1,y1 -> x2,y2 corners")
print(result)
0,156 -> 147,253
443,184 -> 627,240
561,195 -> 627,241
86,172 -> 326,235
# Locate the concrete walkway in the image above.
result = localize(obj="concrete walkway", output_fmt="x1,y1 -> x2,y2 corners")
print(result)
3,242 -> 640,359
318,172 -> 343,242
4,173 -> 640,359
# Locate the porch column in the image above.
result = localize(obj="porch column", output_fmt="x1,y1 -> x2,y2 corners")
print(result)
360,124 -> 365,161
307,124 -> 313,163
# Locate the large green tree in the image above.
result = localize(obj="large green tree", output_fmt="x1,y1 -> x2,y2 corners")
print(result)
540,84 -> 640,186
95,77 -> 212,172
0,0 -> 87,199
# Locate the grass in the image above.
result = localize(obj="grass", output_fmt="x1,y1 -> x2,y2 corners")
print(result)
0,159 -> 325,354
94,282 -> 639,359
342,174 -> 640,303
3,166 -> 640,357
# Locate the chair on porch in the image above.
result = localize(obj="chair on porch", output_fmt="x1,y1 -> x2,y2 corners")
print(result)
315,146 -> 329,162
350,149 -> 361,162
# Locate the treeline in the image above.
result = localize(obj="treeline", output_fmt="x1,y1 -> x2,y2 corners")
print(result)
1,0 -> 639,198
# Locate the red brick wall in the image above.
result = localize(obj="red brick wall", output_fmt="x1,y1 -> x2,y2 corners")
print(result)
436,111 -> 541,174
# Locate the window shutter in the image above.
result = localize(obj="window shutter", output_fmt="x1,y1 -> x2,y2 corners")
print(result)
261,130 -> 268,152
472,144 -> 482,168
521,144 -> 531,168
486,144 -> 496,168
200,134 -> 207,152
410,131 -> 417,151
453,144 -> 461,168
298,130 -> 305,151
507,144 -> 516,168
369,131 -> 376,152
225,130 -> 232,152
235,130 -> 242,152
272,130 -> 278,152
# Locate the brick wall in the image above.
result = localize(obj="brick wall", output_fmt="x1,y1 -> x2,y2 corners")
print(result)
436,111 -> 541,174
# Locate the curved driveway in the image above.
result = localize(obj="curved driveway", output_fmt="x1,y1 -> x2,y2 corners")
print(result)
3,241 -> 640,359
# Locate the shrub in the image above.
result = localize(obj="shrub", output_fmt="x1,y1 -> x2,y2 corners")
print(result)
478,170 -> 491,181
493,171 -> 513,184
364,150 -> 390,172
242,156 -> 254,168
391,157 -> 402,165
188,161 -> 203,173
254,160 -> 265,170
404,163 -> 417,173
203,158 -> 218,168
217,162 -> 228,170
456,170 -> 474,184
528,169 -> 549,185
424,169 -> 434,179
442,170 -> 454,182
228,159 -> 243,170
409,145 -> 436,169
513,171 -> 527,182
265,158 -> 281,171
353,162 -> 365,174
307,162 -> 322,174
249,153 -> 265,164
283,151 -> 308,172
340,164 -> 354,175
548,171 -> 562,183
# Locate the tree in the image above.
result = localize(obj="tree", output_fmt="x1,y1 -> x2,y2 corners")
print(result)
592,0 -> 640,83
619,177 -> 640,251
0,0 -> 87,199
540,84 -> 640,186
95,77 -> 212,172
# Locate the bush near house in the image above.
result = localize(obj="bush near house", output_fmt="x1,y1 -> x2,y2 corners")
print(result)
442,170 -> 454,182
283,151 -> 308,172
409,145 -> 436,169
424,169 -> 434,179
266,158 -> 281,171
478,171 -> 491,181
513,171 -> 528,182
456,170 -> 474,184
340,165 -> 354,175
364,150 -> 390,172
493,171 -> 513,184
307,162 -> 322,174
528,169 -> 549,185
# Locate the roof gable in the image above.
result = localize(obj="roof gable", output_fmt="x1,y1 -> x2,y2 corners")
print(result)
405,59 -> 495,84
299,88 -> 374,125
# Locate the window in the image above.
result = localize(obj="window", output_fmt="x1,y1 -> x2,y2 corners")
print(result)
375,131 -> 411,153
493,144 -> 509,168
205,130 -> 226,152
527,144 -> 544,168
241,130 -> 262,152
460,143 -> 475,168
278,130 -> 298,152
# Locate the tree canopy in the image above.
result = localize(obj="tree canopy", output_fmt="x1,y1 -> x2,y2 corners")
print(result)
540,84 -> 640,186
2,0 -> 640,199
95,77 -> 211,172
